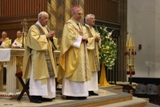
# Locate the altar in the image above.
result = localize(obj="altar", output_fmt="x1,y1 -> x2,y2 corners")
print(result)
0,48 -> 24,98
0,48 -> 60,98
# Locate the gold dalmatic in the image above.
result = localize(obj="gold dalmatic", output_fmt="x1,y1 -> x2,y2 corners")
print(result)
85,26 -> 100,72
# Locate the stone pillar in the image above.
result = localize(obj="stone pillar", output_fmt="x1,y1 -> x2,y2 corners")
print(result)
64,0 -> 71,22
118,0 -> 127,81
56,0 -> 65,42
47,0 -> 57,30
78,0 -> 84,24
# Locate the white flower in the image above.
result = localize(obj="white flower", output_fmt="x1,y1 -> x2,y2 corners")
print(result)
96,26 -> 117,70
108,32 -> 112,37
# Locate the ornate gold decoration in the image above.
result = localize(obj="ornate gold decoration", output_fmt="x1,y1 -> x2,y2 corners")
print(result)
21,19 -> 28,48
125,34 -> 136,78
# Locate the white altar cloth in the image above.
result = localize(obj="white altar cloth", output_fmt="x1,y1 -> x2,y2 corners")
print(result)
0,48 -> 10,62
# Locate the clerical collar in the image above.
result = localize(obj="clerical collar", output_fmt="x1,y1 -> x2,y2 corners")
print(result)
85,24 -> 92,29
71,18 -> 80,25
36,21 -> 47,28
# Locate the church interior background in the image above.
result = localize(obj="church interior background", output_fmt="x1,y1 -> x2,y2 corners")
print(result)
0,0 -> 127,82
0,0 -> 160,106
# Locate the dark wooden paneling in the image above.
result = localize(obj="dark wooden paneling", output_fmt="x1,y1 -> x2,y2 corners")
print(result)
129,77 -> 160,85
0,15 -> 37,41
0,0 -> 47,17
84,0 -> 119,23
0,0 -> 47,43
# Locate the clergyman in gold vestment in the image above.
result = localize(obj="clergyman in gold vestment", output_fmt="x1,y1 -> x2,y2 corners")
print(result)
58,7 -> 91,99
12,30 -> 23,48
84,14 -> 100,96
23,11 -> 57,103
0,31 -> 11,48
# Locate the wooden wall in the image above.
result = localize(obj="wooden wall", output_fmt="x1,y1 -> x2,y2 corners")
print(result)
0,0 -> 46,17
0,0 -> 47,41
84,0 -> 119,23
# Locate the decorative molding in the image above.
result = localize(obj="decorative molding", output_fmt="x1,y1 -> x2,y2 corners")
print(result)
95,19 -> 121,35
110,0 -> 119,2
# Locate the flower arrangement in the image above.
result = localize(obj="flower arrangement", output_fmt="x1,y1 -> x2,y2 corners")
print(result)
96,26 -> 117,70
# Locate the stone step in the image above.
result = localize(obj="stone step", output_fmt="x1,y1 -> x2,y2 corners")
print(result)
145,102 -> 160,107
97,97 -> 148,107
0,86 -> 133,107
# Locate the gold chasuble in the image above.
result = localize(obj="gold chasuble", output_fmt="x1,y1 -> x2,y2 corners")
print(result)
0,37 -> 11,48
58,19 -> 91,82
84,25 -> 100,72
23,24 -> 57,84
12,36 -> 23,48
15,37 -> 22,44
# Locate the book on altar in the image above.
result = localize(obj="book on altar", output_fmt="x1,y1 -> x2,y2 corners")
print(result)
12,40 -> 22,47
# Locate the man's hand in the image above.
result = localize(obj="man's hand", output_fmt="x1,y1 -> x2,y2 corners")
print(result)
46,31 -> 55,39
82,36 -> 88,41
95,35 -> 100,41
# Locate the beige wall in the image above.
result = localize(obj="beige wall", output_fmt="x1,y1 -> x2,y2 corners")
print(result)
128,0 -> 160,78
